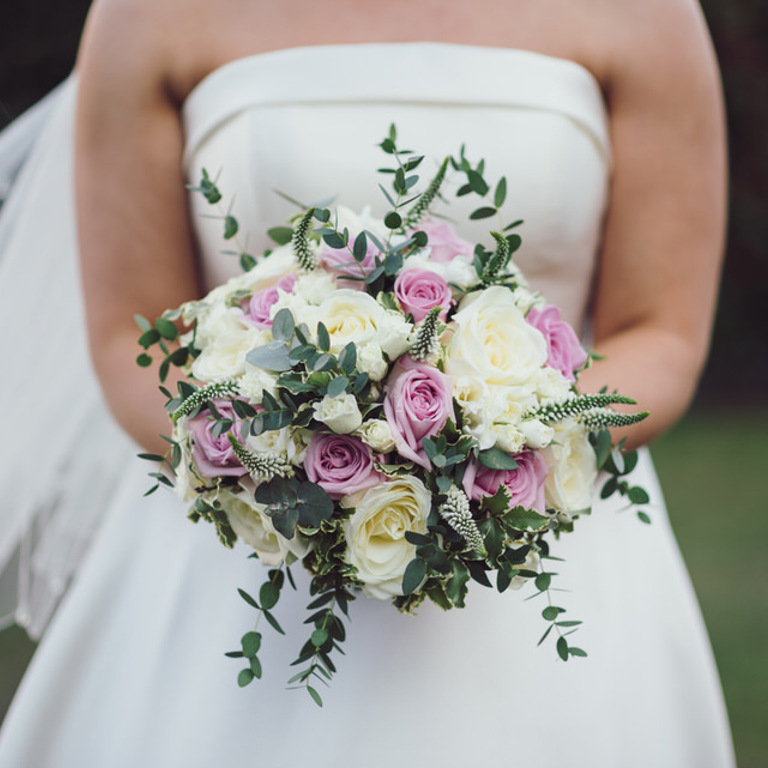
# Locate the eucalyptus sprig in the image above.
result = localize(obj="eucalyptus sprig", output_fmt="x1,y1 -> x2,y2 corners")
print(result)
188,168 -> 257,271
227,566 -> 292,688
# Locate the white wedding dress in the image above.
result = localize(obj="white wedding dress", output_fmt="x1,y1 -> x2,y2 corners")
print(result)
0,44 -> 735,767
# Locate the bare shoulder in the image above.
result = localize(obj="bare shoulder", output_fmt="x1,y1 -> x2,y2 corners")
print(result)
76,0 -> 231,104
595,0 -> 722,94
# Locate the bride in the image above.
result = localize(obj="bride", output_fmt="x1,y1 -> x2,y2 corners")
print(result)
0,0 -> 735,765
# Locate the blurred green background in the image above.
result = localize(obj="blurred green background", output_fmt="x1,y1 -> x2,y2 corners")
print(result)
1,1 -> 766,766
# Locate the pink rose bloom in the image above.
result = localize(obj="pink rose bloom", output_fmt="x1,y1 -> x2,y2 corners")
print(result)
304,434 -> 382,499
383,357 -> 454,470
244,274 -> 297,328
462,450 -> 548,513
413,218 -> 474,263
189,401 -> 248,478
318,240 -> 381,290
394,269 -> 453,323
526,305 -> 588,382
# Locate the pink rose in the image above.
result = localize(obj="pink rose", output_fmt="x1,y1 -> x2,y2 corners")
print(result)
189,401 -> 248,478
413,218 -> 474,263
383,357 -> 454,470
318,240 -> 381,290
244,274 -> 297,327
462,450 -> 548,513
525,305 -> 588,382
394,269 -> 453,323
304,434 -> 382,499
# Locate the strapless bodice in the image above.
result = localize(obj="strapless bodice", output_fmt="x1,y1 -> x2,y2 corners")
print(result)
182,43 -> 610,332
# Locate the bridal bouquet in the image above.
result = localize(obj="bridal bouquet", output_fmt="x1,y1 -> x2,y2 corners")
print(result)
136,126 -> 649,705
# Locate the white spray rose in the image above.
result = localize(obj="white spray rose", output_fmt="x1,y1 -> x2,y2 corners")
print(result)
312,392 -> 363,434
238,363 -> 279,405
521,418 -> 555,449
342,476 -> 431,599
356,419 -> 396,453
544,419 -> 597,513
356,343 -> 389,381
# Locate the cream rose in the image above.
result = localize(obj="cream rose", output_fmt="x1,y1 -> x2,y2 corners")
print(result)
318,290 -> 411,360
219,487 -> 308,566
312,392 -> 363,434
342,476 -> 431,599
544,419 -> 597,513
445,286 -> 548,390
356,419 -> 396,453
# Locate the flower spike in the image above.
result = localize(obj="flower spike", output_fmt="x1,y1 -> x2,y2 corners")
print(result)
438,485 -> 487,556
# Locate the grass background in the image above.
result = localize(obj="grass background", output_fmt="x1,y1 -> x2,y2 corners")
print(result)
1,406 -> 766,765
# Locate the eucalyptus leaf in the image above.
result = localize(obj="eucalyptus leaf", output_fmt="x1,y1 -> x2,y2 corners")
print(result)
628,486 -> 650,505
223,215 -> 239,240
327,376 -> 349,398
272,308 -> 295,342
246,342 -> 293,372
316,322 -> 330,352
494,176 -> 507,208
311,628 -> 329,648
469,206 -> 497,220
267,226 -> 294,245
259,581 -> 280,611
478,447 -> 518,470
155,317 -> 178,341
241,632 -> 262,658
270,507 -> 299,540
402,558 -> 427,595
384,211 -> 402,229
237,668 -> 255,687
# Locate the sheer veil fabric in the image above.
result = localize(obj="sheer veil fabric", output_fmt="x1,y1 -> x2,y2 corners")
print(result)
0,44 -> 735,767
0,77 -> 133,639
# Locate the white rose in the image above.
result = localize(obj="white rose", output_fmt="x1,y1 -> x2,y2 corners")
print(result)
535,366 -> 573,402
356,342 -> 389,381
219,487 -> 308,566
453,375 -> 498,449
356,419 -> 396,453
520,418 -> 555,449
445,286 -> 547,390
191,324 -> 268,382
513,285 -> 541,315
289,271 -> 337,306
493,423 -> 526,454
224,244 -> 297,296
270,290 -> 318,331
318,290 -> 411,360
312,392 -> 363,434
238,363 -> 279,404
342,476 -> 431,599
544,419 -> 597,513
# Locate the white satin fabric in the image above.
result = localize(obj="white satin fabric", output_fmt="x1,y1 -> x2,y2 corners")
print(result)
0,44 -> 735,767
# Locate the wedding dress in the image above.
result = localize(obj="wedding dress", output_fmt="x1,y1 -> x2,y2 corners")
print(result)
0,43 -> 735,767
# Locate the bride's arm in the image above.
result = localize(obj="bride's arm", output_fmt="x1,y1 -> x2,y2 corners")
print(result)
578,0 -> 727,447
75,2 -> 201,452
